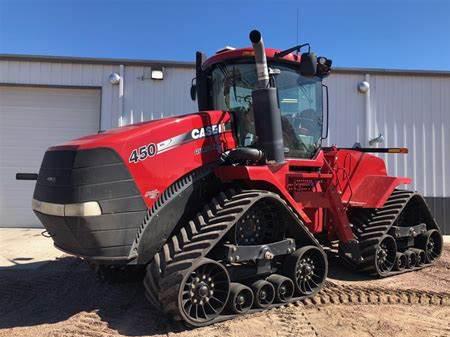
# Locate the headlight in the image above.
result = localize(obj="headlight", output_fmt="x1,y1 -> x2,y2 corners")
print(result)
32,199 -> 102,217
65,202 -> 102,217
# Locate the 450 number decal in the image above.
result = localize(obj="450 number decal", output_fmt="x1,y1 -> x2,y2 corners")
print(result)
129,143 -> 157,163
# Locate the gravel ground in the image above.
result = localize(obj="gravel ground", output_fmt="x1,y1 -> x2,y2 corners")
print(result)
0,245 -> 448,337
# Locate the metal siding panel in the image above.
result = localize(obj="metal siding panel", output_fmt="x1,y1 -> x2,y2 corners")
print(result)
425,197 -> 450,235
370,73 -> 450,197
122,66 -> 196,125
0,60 -> 7,80
324,73 -> 365,147
6,61 -> 20,83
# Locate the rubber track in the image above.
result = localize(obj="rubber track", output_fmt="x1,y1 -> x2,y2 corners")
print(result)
130,165 -> 214,259
349,189 -> 440,276
143,188 -> 323,325
298,281 -> 450,307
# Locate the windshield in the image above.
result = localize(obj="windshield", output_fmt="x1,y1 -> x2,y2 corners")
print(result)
211,62 -> 323,159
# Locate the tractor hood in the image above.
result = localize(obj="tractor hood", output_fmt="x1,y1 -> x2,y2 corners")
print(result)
49,117 -> 173,152
49,110 -> 236,165
32,110 -> 235,260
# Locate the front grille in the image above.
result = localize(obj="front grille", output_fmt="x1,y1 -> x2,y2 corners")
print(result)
33,148 -> 146,214
33,147 -> 147,260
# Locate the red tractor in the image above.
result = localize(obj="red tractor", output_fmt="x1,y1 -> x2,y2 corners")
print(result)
30,30 -> 442,326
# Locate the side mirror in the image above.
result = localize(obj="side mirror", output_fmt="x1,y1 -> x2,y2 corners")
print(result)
317,57 -> 332,78
299,52 -> 317,77
190,83 -> 197,101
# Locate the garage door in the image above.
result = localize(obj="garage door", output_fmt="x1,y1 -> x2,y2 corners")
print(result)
0,86 -> 101,227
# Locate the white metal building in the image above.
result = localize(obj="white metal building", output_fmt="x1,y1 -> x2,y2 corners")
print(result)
0,54 -> 449,233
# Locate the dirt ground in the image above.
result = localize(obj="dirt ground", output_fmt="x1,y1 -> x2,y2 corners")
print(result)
0,245 -> 449,337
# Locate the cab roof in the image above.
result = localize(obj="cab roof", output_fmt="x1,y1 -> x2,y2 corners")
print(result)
202,47 -> 302,70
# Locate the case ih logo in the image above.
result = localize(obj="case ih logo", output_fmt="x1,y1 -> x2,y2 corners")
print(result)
191,124 -> 225,140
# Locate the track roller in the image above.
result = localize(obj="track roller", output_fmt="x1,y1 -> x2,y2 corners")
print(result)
266,274 -> 294,303
404,250 -> 418,268
227,283 -> 254,314
178,258 -> 230,326
374,235 -> 397,276
410,248 -> 426,266
417,229 -> 443,263
284,245 -> 327,296
394,252 -> 407,271
251,280 -> 275,308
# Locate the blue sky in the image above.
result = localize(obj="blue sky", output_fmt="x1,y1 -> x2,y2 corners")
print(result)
1,0 -> 449,70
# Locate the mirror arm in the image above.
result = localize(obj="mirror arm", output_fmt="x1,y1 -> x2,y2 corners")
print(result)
275,43 -> 310,58
321,84 -> 329,141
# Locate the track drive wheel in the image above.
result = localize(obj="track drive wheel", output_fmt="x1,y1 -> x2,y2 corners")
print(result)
374,235 -> 397,276
417,229 -> 443,263
178,258 -> 230,326
284,246 -> 327,296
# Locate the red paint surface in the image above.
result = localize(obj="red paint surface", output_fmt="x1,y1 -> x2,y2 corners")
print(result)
202,48 -> 302,70
50,110 -> 237,209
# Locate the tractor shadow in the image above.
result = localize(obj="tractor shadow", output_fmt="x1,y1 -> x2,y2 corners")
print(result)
0,257 -> 187,336
325,250 -> 375,282
0,253 -> 378,335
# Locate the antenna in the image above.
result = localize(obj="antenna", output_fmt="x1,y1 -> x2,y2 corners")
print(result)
296,8 -> 299,45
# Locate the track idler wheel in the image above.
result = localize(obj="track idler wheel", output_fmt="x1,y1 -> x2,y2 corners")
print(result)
178,258 -> 230,326
227,283 -> 254,314
251,280 -> 275,308
417,229 -> 443,263
404,249 -> 418,268
284,246 -> 327,296
394,252 -> 407,271
266,274 -> 294,303
374,235 -> 397,276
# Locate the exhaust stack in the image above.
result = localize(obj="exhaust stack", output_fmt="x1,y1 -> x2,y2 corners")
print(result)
249,30 -> 285,164
249,30 -> 270,89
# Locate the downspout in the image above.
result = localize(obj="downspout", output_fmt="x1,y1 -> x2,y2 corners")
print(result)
364,73 -> 371,146
119,64 -> 125,126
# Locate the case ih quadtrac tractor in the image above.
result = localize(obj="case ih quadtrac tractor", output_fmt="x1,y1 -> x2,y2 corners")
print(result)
30,30 -> 443,326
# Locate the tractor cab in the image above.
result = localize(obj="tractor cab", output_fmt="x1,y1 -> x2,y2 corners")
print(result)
191,40 -> 332,160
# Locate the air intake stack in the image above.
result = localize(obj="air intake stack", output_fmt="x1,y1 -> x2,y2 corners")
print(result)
249,30 -> 285,164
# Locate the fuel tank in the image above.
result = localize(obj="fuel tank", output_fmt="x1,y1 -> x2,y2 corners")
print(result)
32,110 -> 236,262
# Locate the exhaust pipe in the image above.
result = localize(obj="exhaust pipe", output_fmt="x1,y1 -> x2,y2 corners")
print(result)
249,30 -> 285,164
249,30 -> 269,89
